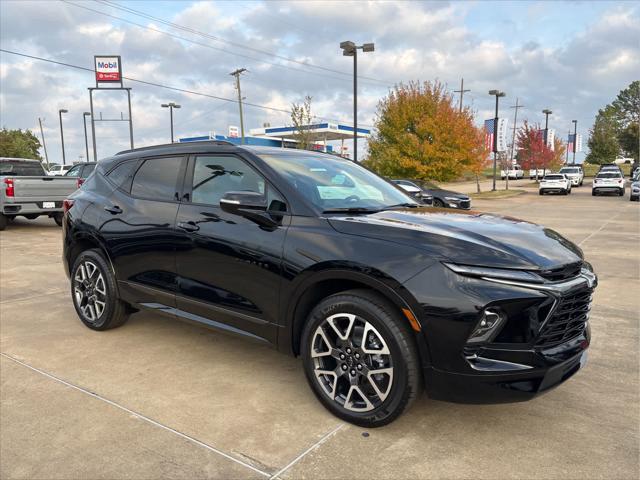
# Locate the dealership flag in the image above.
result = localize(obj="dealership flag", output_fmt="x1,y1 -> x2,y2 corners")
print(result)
568,134 -> 575,153
484,119 -> 495,151
485,118 -> 508,152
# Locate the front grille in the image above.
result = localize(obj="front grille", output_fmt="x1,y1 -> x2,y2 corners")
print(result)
538,262 -> 583,282
460,200 -> 471,209
536,286 -> 592,348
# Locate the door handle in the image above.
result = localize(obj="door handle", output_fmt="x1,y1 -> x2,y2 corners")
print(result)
178,221 -> 199,232
104,205 -> 123,215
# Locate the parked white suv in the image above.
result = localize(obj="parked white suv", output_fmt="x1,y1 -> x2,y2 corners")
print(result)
539,173 -> 572,195
500,164 -> 524,180
592,171 -> 625,196
559,166 -> 584,186
48,164 -> 73,176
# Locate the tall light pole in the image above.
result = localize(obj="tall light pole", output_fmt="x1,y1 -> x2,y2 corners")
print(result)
541,109 -> 552,178
230,68 -> 247,144
161,102 -> 181,143
489,90 -> 506,191
572,119 -> 578,165
82,112 -> 91,162
58,109 -> 68,165
340,41 -> 374,161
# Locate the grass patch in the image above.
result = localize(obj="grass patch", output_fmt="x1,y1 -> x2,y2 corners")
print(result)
470,189 -> 526,199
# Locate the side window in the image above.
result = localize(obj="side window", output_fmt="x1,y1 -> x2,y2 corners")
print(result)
107,160 -> 138,190
191,156 -> 265,206
131,157 -> 184,201
65,165 -> 82,177
82,163 -> 96,178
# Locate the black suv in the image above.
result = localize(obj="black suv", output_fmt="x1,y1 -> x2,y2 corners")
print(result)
63,142 -> 597,427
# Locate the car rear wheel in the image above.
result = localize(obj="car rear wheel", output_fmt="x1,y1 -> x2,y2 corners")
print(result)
71,249 -> 129,331
0,214 -> 6,231
619,189 -> 625,196
434,198 -> 445,208
301,290 -> 422,427
539,190 -> 544,195
53,212 -> 64,227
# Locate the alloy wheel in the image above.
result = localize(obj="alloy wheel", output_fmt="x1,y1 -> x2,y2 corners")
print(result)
310,313 -> 394,412
73,260 -> 107,323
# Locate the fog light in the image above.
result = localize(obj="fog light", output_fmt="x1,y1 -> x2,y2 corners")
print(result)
467,308 -> 506,344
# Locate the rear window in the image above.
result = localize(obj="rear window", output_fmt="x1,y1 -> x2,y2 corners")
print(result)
0,160 -> 45,176
597,172 -> 622,179
131,156 -> 184,201
544,175 -> 564,180
560,168 -> 579,174
82,163 -> 96,178
107,160 -> 138,189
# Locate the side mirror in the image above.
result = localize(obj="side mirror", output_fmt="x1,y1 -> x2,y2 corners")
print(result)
220,191 -> 278,229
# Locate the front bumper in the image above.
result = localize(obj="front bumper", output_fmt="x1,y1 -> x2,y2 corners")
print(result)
444,198 -> 471,209
403,263 -> 596,404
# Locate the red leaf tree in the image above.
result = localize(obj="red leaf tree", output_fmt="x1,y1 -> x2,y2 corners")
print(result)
516,121 -> 555,172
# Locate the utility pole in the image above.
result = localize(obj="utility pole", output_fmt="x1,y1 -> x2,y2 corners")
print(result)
38,117 -> 49,168
230,68 -> 247,144
58,109 -> 68,165
83,112 -> 91,162
507,98 -> 524,191
454,78 -> 470,113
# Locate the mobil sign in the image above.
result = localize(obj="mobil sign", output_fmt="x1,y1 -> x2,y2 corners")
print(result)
95,56 -> 121,82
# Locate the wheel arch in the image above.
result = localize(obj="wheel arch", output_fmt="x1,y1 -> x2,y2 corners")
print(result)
282,267 -> 430,366
66,231 -> 117,280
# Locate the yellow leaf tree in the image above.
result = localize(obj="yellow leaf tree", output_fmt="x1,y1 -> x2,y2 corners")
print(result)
364,81 -> 488,184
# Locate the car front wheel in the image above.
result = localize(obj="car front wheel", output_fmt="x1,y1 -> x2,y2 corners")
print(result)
71,249 -> 130,331
301,290 -> 421,427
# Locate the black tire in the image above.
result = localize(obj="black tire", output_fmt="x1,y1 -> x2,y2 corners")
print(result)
562,189 -> 568,195
301,289 -> 422,428
70,249 -> 129,331
619,189 -> 625,196
539,190 -> 544,195
434,198 -> 445,208
592,190 -> 596,196
0,214 -> 6,231
53,212 -> 63,227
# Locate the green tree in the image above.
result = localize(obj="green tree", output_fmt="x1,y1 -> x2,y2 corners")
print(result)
585,106 -> 620,164
618,122 -> 639,162
0,128 -> 42,160
290,95 -> 314,150
612,80 -> 640,126
364,81 -> 488,182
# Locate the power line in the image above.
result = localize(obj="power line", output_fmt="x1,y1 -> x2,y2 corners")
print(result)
96,0 -> 392,86
0,49 -> 375,128
60,0 -> 374,88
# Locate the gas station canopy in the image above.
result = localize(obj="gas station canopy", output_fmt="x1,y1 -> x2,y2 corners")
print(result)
250,122 -> 371,142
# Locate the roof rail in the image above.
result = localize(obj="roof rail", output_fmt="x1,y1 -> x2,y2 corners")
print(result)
115,140 -> 235,155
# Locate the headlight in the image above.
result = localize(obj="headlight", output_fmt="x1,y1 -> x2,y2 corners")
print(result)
444,196 -> 460,201
443,263 -> 545,284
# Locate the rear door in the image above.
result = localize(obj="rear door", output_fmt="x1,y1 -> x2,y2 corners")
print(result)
99,155 -> 187,309
173,153 -> 289,343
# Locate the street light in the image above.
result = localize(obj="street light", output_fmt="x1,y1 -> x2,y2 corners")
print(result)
340,40 -> 374,161
488,90 -> 506,191
572,119 -> 578,165
82,112 -> 91,162
542,109 -> 553,145
161,102 -> 181,143
58,109 -> 68,165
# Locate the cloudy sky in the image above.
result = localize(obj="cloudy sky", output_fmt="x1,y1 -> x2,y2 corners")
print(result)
1,0 -> 638,163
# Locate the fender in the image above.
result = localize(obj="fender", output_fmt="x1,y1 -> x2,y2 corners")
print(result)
278,263 -> 432,368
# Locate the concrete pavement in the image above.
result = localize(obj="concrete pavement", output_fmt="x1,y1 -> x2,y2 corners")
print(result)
1,180 -> 638,479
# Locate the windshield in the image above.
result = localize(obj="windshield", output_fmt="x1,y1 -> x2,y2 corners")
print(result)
258,152 -> 417,211
597,173 -> 622,179
560,168 -> 579,173
0,160 -> 46,176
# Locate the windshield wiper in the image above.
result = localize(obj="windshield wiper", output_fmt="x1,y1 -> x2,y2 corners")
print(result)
382,203 -> 421,210
322,207 -> 380,214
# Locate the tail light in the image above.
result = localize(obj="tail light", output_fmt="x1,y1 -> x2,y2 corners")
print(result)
63,199 -> 75,213
4,178 -> 15,197
76,178 -> 85,189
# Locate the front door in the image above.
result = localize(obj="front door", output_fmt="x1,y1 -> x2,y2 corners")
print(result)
174,154 -> 289,344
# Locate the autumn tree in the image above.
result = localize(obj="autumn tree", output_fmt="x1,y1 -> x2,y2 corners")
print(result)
551,137 -> 566,171
516,121 -> 554,178
0,128 -> 42,160
290,95 -> 314,150
364,81 -> 488,183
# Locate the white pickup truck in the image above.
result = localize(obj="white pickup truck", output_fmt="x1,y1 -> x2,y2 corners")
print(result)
1,157 -> 78,230
500,164 -> 524,180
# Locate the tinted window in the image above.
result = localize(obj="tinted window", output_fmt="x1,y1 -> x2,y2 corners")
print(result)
107,160 -> 138,189
0,160 -> 46,176
65,165 -> 83,177
191,156 -> 265,206
82,163 -> 96,178
131,157 -> 183,201
597,173 -> 622,179
544,175 -> 564,180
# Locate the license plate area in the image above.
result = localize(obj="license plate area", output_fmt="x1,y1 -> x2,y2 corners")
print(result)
43,202 -> 55,209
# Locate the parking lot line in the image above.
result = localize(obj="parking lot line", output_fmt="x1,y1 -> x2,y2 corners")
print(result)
578,208 -> 628,247
0,352 -> 272,478
269,423 -> 346,479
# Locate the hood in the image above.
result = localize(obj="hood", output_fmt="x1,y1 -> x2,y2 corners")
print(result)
328,208 -> 583,271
